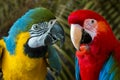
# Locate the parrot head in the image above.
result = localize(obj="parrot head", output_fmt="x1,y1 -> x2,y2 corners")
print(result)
4,7 -> 65,57
68,10 -> 118,53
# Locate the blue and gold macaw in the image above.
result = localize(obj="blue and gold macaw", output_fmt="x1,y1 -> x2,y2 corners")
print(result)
0,7 -> 65,80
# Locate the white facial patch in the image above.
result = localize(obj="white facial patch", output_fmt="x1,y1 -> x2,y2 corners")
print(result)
84,19 -> 98,40
84,28 -> 97,40
28,36 -> 45,48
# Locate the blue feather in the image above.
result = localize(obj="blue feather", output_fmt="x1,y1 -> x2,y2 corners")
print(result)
75,57 -> 80,80
99,55 -> 117,80
3,9 -> 36,54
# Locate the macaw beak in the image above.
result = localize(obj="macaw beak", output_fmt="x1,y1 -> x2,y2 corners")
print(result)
70,24 -> 83,50
45,20 -> 65,47
70,24 -> 92,50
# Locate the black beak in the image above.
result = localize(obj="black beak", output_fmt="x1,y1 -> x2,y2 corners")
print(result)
45,21 -> 65,47
80,29 -> 92,44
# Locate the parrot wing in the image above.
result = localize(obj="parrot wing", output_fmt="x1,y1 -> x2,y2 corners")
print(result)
75,57 -> 80,80
46,46 -> 61,80
99,54 -> 120,80
99,55 -> 115,80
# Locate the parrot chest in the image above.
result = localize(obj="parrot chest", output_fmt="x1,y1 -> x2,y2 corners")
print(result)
1,32 -> 48,80
2,50 -> 47,80
77,49 -> 110,80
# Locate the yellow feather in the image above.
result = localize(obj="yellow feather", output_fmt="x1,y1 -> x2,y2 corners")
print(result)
1,32 -> 47,80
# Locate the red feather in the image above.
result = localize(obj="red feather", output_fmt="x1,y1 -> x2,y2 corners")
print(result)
68,10 -> 120,80
68,10 -> 106,26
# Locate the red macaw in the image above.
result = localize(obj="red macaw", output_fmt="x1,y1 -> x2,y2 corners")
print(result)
68,10 -> 120,80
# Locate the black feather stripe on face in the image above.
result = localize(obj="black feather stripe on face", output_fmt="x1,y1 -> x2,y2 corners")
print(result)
24,41 -> 47,58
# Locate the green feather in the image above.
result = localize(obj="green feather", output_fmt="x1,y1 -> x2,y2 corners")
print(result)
30,7 -> 56,24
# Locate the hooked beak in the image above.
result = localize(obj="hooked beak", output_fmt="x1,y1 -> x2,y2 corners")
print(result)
70,24 -> 83,50
45,20 -> 65,47
70,24 -> 92,50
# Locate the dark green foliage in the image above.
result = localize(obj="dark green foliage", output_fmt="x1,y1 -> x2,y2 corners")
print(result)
0,0 -> 120,80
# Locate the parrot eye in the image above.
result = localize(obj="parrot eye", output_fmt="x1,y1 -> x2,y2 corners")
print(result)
89,19 -> 97,28
90,19 -> 97,25
84,19 -> 97,26
32,24 -> 40,30
85,19 -> 97,27
91,20 -> 94,24
84,19 -> 97,30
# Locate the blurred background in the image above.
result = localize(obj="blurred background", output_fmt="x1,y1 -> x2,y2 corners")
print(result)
0,0 -> 120,80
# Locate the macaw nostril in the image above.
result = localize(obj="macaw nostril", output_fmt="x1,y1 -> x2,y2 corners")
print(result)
80,29 -> 92,44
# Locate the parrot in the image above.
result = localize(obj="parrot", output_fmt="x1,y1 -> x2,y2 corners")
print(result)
0,7 -> 65,80
68,10 -> 120,80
